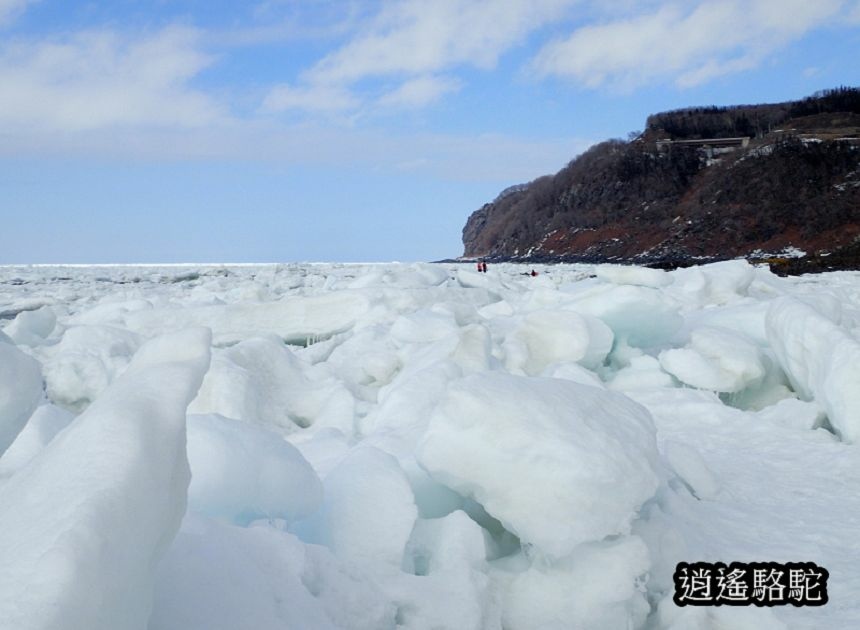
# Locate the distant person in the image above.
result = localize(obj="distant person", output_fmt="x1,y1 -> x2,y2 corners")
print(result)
530,269 -> 538,277
481,261 -> 488,273
476,260 -> 483,272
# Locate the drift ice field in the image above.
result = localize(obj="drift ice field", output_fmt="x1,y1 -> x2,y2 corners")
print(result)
1,260 -> 859,630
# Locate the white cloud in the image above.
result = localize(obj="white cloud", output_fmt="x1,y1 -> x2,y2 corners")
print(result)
210,1 -> 369,47
0,0 -> 37,27
531,0 -> 847,89
0,26 -> 224,132
306,0 -> 577,85
376,75 -> 461,108
0,114 -> 593,183
261,82 -> 360,113
259,0 -> 577,115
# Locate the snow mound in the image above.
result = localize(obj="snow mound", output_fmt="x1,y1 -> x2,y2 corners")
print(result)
0,328 -> 210,630
187,413 -> 323,525
766,297 -> 860,442
0,341 -> 43,457
417,373 -> 660,559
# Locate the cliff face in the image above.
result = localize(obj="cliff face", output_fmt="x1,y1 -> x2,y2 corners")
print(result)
462,88 -> 860,272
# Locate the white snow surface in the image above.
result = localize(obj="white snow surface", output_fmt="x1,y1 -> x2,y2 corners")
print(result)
1,260 -> 859,629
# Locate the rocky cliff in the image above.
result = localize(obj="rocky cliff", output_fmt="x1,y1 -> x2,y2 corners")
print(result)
462,87 -> 860,273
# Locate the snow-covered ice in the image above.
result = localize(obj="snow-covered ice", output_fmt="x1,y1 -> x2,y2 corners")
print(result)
0,327 -> 210,630
0,339 -> 43,457
417,373 -> 660,559
1,260 -> 859,629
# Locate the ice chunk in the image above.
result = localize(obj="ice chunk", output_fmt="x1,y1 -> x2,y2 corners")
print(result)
455,268 -> 495,290
287,428 -> 352,479
325,327 -> 402,390
418,373 -> 660,559
360,360 -> 461,453
701,260 -> 755,301
0,341 -> 43,457
151,516 -> 395,630
3,306 -> 56,346
766,297 -> 860,442
390,309 -> 459,344
477,299 -> 514,319
395,511 -> 497,629
297,446 -> 418,571
663,440 -> 720,500
502,536 -> 650,630
569,285 -> 683,348
41,324 -> 141,411
68,298 -> 152,326
754,398 -> 824,431
0,328 -> 210,630
546,361 -> 605,388
655,594 -> 787,629
190,337 -> 354,434
504,310 -> 613,374
596,264 -> 670,288
187,413 -> 322,525
659,327 -> 765,393
126,291 -> 370,346
0,404 -> 73,478
405,510 -> 486,575
609,355 -> 675,391
671,260 -> 755,306
451,323 -> 495,373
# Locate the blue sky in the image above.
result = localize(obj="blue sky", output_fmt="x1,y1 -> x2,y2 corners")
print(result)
1,0 -> 859,263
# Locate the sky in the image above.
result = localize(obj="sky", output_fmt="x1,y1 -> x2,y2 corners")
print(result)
1,0 -> 859,263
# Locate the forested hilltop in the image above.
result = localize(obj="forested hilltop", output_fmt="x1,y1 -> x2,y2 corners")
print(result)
462,87 -> 860,273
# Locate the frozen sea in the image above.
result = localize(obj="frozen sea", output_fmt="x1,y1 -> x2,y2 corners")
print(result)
1,261 -> 859,630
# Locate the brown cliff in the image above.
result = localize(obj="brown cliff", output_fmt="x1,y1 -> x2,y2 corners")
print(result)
462,87 -> 860,273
